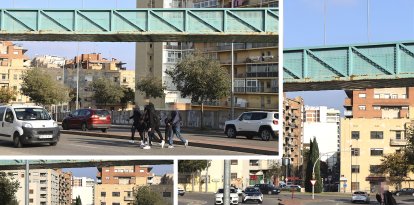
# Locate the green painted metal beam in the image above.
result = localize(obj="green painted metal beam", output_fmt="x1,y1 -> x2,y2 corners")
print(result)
0,8 -> 278,42
284,41 -> 414,91
0,160 -> 173,170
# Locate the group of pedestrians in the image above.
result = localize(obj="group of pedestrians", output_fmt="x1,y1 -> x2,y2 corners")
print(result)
128,103 -> 188,149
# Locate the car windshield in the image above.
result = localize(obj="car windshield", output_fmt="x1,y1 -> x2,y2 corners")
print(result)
245,188 -> 259,193
218,189 -> 236,193
95,110 -> 110,116
354,191 -> 366,195
15,108 -> 51,121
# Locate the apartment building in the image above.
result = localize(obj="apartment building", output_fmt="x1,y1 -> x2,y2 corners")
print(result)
72,177 -> 95,205
95,165 -> 155,205
178,159 -> 279,193
5,169 -> 70,205
340,88 -> 414,193
135,0 -> 278,111
0,41 -> 31,103
283,96 -> 304,177
64,53 -> 135,110
58,170 -> 72,205
32,55 -> 66,69
304,106 -> 340,166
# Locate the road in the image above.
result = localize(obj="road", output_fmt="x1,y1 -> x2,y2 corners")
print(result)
179,192 -> 414,205
0,127 -> 272,155
178,192 -> 280,205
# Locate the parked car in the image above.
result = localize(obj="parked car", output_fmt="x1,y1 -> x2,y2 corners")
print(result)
394,188 -> 414,196
254,184 -> 280,195
215,188 -> 239,205
351,191 -> 370,204
178,187 -> 185,196
224,111 -> 278,141
62,109 -> 111,132
285,185 -> 302,190
0,105 -> 60,148
242,187 -> 263,204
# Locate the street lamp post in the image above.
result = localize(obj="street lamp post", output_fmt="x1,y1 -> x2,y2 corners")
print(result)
311,151 -> 338,200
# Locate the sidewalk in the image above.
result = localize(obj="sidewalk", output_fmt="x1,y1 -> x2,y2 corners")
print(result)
60,126 -> 278,155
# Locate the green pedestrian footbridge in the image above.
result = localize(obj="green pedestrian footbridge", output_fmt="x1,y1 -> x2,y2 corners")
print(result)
0,8 -> 278,42
284,41 -> 414,91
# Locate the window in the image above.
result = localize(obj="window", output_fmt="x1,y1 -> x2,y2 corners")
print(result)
101,192 -> 106,197
2,74 -> 6,80
267,96 -> 271,104
383,94 -> 390,99
370,131 -> 383,139
374,94 -> 380,99
401,94 -> 407,99
351,182 -> 360,191
391,94 -> 398,99
358,93 -> 366,98
351,148 -> 360,156
231,173 -> 237,180
101,203 -> 106,205
105,177 -> 110,180
371,148 -> 383,156
13,51 -> 18,54
396,131 -> 401,140
373,106 -> 381,110
29,189 -> 34,194
230,160 -> 238,165
13,74 -> 17,80
112,203 -> 120,205
358,105 -> 366,110
370,165 -> 381,174
112,192 -> 120,197
249,160 -> 259,166
351,131 -> 360,140
351,165 -> 360,173
105,169 -> 110,172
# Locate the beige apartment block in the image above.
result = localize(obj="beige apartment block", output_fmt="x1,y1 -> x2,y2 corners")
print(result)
178,159 -> 279,193
340,118 -> 414,193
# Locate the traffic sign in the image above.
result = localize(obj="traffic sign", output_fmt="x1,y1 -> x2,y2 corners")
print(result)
310,180 -> 317,185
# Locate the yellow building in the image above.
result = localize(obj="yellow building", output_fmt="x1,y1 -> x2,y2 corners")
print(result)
340,118 -> 414,193
95,184 -> 136,205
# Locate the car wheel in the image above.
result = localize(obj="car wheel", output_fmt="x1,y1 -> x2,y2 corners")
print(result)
13,133 -> 23,148
81,122 -> 88,131
226,126 -> 236,138
101,128 -> 107,133
49,142 -> 58,146
62,122 -> 69,130
260,129 -> 272,141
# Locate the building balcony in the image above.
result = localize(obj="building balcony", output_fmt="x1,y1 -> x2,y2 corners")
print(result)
124,196 -> 135,201
246,72 -> 278,78
390,139 -> 408,146
344,110 -> 353,117
344,98 -> 352,107
372,98 -> 411,106
246,87 -> 265,93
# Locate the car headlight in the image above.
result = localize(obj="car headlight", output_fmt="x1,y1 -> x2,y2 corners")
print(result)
53,122 -> 58,127
22,122 -> 32,128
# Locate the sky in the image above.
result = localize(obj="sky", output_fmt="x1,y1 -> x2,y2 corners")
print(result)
285,0 -> 414,112
2,0 -> 137,69
63,164 -> 173,180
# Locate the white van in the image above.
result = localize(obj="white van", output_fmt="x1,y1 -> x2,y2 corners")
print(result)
0,105 -> 60,148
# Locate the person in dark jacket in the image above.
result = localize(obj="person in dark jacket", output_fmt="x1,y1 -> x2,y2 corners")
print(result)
128,107 -> 146,145
142,103 -> 165,149
164,114 -> 173,147
169,110 -> 188,148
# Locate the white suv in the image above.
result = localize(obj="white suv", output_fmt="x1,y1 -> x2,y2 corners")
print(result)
215,188 -> 239,205
224,111 -> 278,141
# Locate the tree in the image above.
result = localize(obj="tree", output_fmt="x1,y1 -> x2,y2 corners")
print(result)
120,86 -> 135,109
265,161 -> 281,185
133,186 -> 168,205
166,52 -> 230,128
21,68 -> 69,105
0,172 -> 20,204
136,76 -> 166,101
178,160 -> 209,192
74,195 -> 82,205
90,78 -> 124,108
379,152 -> 410,190
406,123 -> 414,171
305,138 -> 322,193
0,87 -> 17,103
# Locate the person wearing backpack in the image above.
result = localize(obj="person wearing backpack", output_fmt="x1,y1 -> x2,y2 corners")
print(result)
128,107 -> 147,146
169,109 -> 188,148
142,103 -> 165,149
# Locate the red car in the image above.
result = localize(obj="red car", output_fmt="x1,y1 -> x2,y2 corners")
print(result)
62,109 -> 111,132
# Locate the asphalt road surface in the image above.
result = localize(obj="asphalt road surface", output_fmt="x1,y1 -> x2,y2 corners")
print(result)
178,192 -> 281,205
0,132 -> 256,156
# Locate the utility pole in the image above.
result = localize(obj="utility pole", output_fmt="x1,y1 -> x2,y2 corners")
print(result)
230,0 -> 235,119
224,160 -> 230,205
205,160 -> 211,193
25,160 -> 29,205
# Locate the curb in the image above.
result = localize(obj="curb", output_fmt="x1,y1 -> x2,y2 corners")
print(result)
60,130 -> 278,155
